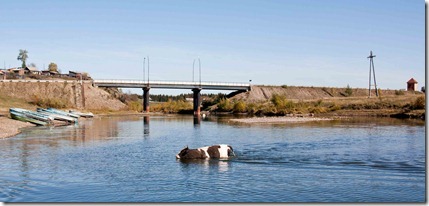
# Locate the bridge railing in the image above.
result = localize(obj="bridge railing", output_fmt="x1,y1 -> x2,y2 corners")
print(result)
93,79 -> 251,87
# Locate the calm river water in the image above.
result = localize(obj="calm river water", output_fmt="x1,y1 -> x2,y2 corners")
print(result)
0,115 -> 425,202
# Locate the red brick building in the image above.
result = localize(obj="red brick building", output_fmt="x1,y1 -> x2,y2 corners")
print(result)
407,78 -> 418,91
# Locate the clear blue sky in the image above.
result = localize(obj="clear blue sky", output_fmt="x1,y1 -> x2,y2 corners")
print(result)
0,0 -> 425,94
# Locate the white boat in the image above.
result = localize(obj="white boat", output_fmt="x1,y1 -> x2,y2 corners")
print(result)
46,108 -> 80,118
37,108 -> 77,123
69,110 -> 94,118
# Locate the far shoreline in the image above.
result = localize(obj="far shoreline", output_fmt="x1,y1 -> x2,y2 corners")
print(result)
229,116 -> 335,124
1,109 -> 424,139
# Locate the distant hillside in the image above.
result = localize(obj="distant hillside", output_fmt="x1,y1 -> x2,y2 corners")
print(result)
231,85 -> 417,102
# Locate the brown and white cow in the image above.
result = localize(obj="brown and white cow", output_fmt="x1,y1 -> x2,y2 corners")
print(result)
175,144 -> 235,159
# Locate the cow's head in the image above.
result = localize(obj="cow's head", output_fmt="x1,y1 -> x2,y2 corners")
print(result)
176,146 -> 189,159
227,145 -> 235,157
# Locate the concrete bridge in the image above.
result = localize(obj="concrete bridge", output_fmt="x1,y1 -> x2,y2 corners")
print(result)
93,79 -> 251,115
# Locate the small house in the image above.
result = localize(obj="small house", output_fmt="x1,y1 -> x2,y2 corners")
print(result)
0,70 -> 5,80
8,67 -> 25,76
24,66 -> 41,75
69,71 -> 82,78
407,78 -> 418,91
41,70 -> 51,76
69,70 -> 91,80
41,70 -> 59,76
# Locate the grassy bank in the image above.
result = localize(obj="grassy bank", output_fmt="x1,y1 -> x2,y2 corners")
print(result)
117,91 -> 425,120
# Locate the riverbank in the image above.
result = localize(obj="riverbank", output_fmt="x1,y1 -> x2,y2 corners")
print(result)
0,115 -> 35,139
230,116 -> 334,124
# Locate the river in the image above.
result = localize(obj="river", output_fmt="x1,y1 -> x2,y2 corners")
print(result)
0,115 -> 425,202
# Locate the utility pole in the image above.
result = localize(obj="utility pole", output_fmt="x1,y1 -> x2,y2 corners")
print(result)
198,58 -> 201,87
143,57 -> 146,83
367,51 -> 378,97
192,59 -> 195,82
193,58 -> 201,85
147,56 -> 150,86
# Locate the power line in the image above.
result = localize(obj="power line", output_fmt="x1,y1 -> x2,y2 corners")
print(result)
367,50 -> 378,97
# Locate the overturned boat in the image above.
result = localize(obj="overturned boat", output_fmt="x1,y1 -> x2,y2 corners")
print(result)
46,108 -> 80,119
10,108 -> 54,126
37,108 -> 78,123
69,110 -> 94,118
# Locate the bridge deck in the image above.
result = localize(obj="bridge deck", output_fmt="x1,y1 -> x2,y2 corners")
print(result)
93,80 -> 251,91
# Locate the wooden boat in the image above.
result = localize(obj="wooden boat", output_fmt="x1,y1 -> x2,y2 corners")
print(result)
10,108 -> 54,126
37,108 -> 78,123
46,108 -> 80,119
69,110 -> 94,118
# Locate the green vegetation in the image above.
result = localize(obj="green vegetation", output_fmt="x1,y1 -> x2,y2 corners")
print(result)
217,98 -> 234,112
127,100 -> 143,112
30,95 -> 69,108
48,62 -> 59,72
0,94 -> 35,110
151,100 -> 193,113
233,100 -> 247,113
17,49 -> 29,68
208,93 -> 425,118
344,84 -> 353,97
411,96 -> 425,110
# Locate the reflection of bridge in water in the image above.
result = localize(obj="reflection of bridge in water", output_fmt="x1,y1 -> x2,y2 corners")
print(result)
143,115 -> 203,131
93,79 -> 251,115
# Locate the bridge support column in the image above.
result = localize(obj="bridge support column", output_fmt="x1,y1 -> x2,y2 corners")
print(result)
192,88 -> 201,116
143,87 -> 150,113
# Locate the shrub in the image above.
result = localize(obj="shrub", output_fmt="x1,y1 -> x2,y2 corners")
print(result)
217,98 -> 233,112
233,101 -> 247,113
411,96 -> 425,110
344,84 -> 353,97
127,100 -> 143,112
314,99 -> 323,107
329,103 -> 341,111
30,95 -> 69,108
246,103 -> 259,114
394,90 -> 401,95
309,106 -> 327,114
271,94 -> 288,108
149,100 -> 192,113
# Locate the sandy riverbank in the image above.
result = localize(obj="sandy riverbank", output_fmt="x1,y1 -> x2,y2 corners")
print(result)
230,116 -> 334,124
0,116 -> 35,139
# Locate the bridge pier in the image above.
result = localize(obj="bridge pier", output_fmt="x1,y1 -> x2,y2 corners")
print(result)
192,88 -> 201,116
143,87 -> 150,113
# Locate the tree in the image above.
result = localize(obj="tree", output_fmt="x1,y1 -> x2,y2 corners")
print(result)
48,62 -> 58,72
344,84 -> 353,97
17,49 -> 29,68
